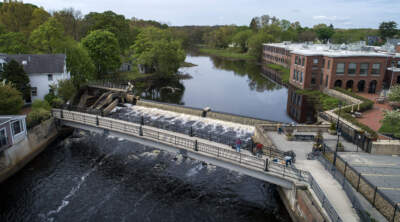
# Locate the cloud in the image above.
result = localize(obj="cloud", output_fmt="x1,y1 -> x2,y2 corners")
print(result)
313,15 -> 350,22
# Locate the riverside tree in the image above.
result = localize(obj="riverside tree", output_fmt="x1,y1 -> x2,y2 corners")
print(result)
81,30 -> 121,78
0,81 -> 24,115
131,27 -> 185,76
65,41 -> 95,87
1,60 -> 31,101
29,17 -> 65,53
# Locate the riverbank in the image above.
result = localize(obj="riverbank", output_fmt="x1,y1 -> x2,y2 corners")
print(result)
198,47 -> 255,60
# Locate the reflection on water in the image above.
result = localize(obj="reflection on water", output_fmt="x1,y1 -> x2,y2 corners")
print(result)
135,54 -> 293,123
286,86 -> 317,124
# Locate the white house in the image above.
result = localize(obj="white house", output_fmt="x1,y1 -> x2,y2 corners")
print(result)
0,54 -> 70,102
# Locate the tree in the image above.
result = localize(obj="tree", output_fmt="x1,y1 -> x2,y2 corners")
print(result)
53,8 -> 82,40
298,30 -> 317,42
314,24 -> 335,43
0,81 -> 24,115
29,7 -> 50,31
81,30 -> 121,78
131,27 -> 185,75
65,41 -> 96,87
248,31 -> 274,60
0,0 -> 36,34
57,79 -> 77,102
388,85 -> 400,102
379,21 -> 398,40
249,18 -> 259,31
29,18 -> 65,53
0,32 -> 28,53
380,110 -> 400,138
1,60 -> 31,101
232,30 -> 253,52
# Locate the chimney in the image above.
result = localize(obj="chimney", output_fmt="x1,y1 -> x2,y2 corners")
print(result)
396,43 -> 400,53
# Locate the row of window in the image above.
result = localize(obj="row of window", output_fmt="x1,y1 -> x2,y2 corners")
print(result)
264,46 -> 289,56
293,69 -> 303,83
265,55 -> 287,64
335,63 -> 381,75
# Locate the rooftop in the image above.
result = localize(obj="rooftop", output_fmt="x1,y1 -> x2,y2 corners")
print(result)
264,42 -> 400,58
1,54 -> 66,74
0,115 -> 26,125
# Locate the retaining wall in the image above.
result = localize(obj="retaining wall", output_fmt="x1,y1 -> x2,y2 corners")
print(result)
371,140 -> 400,155
136,100 -> 278,126
0,118 -> 60,183
258,123 -> 330,133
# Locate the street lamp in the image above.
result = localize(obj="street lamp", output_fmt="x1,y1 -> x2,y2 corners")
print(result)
356,134 -> 362,152
333,102 -> 342,167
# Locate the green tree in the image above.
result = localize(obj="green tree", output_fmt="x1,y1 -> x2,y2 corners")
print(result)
314,24 -> 335,43
131,27 -> 185,75
248,31 -> 274,60
0,32 -> 28,53
298,30 -> 317,42
1,60 -> 31,101
0,0 -> 36,34
379,21 -> 398,41
65,41 -> 95,87
81,30 -> 121,77
29,17 -> 65,53
232,30 -> 253,52
249,18 -> 259,31
0,81 -> 24,115
57,79 -> 77,102
29,7 -> 50,31
388,85 -> 400,102
53,8 -> 82,40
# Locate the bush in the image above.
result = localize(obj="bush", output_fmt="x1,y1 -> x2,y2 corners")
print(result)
26,108 -> 51,129
32,100 -> 51,111
44,92 -> 57,104
0,82 -> 24,115
57,79 -> 77,102
50,97 -> 64,108
388,85 -> 400,102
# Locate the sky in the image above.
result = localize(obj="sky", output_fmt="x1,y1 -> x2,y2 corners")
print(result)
22,0 -> 400,28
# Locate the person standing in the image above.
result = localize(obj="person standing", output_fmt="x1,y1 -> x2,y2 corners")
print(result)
235,139 -> 242,152
256,143 -> 263,157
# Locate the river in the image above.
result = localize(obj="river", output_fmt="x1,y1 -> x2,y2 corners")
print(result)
0,54 -> 295,221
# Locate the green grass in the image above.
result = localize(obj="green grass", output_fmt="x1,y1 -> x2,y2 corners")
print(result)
114,71 -> 154,80
379,118 -> 400,138
266,64 -> 290,84
296,90 -> 341,111
198,48 -> 255,60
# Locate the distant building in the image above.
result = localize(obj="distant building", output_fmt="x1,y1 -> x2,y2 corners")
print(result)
367,36 -> 380,46
0,54 -> 70,102
0,115 -> 27,152
263,42 -> 400,94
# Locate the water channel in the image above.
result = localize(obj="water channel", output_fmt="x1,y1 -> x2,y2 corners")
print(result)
0,54 -> 301,221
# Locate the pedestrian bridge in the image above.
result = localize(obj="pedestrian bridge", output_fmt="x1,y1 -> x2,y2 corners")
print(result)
51,109 -> 309,189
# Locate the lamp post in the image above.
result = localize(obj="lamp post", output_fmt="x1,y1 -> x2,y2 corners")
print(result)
356,134 -> 362,152
333,102 -> 342,167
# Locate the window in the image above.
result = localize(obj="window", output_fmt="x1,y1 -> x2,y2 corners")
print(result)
336,63 -> 345,74
360,63 -> 369,75
397,61 -> 400,68
372,63 -> 381,75
327,60 -> 331,69
348,63 -> 357,75
293,70 -> 296,80
313,58 -> 319,64
295,56 -> 298,65
300,72 -> 303,83
311,78 -> 316,85
0,128 -> 7,147
48,74 -> 53,81
12,120 -> 23,136
322,59 -> 325,67
31,87 -> 37,97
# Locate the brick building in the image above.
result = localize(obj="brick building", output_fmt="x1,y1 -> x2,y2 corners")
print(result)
263,42 -> 400,94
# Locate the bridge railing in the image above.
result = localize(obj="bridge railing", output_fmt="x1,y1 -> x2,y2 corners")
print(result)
52,109 -> 309,183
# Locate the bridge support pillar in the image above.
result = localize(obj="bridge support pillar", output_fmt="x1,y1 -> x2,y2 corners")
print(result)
194,140 -> 198,151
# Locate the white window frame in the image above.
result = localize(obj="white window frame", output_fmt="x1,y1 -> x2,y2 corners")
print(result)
11,120 -> 24,137
31,87 -> 37,97
360,63 -> 369,76
336,63 -> 345,75
48,74 -> 53,81
0,127 -> 7,148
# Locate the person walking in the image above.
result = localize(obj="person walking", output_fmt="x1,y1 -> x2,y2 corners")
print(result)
235,139 -> 242,153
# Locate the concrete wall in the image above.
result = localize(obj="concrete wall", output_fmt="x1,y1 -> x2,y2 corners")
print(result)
136,100 -> 277,126
371,140 -> 400,155
258,123 -> 330,133
0,118 -> 59,183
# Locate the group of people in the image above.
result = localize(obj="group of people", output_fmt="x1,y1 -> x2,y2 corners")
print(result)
234,139 -> 263,157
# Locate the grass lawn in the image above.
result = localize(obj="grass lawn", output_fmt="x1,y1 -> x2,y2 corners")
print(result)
296,89 -> 341,111
379,119 -> 400,138
266,63 -> 290,84
198,48 -> 255,60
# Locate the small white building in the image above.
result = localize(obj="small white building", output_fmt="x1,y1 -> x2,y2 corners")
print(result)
0,115 -> 27,152
0,54 -> 70,103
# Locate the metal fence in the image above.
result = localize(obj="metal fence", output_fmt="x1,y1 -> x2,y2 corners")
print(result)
321,149 -> 400,222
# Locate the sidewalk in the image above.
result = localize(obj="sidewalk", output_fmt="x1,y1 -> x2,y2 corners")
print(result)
266,132 -> 359,222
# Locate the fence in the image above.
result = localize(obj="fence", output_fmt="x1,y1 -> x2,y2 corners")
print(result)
321,147 -> 399,222
88,80 -> 131,91
52,109 -> 309,183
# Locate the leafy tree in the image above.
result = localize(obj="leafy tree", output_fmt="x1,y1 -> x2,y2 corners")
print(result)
29,18 -> 65,53
379,21 -> 398,40
29,7 -> 50,31
65,41 -> 95,87
57,79 -> 77,102
249,18 -> 259,31
298,30 -> 317,42
248,31 -> 274,60
0,0 -> 36,34
0,81 -> 24,115
1,60 -> 31,101
232,30 -> 253,52
131,27 -> 185,75
0,32 -> 28,53
380,110 -> 400,138
388,85 -> 400,102
314,24 -> 335,43
81,30 -> 121,77
53,8 -> 82,40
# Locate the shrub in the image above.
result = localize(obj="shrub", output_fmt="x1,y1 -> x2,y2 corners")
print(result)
32,100 -> 51,111
388,85 -> 400,102
57,79 -> 77,102
50,97 -> 64,108
26,108 -> 51,129
0,81 -> 24,115
44,92 -> 57,105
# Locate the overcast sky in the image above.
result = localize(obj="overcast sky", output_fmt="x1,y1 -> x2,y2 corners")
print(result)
22,0 -> 400,28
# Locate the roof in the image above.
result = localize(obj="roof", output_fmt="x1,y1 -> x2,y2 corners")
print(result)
4,54 -> 66,74
263,42 -> 397,58
0,117 -> 11,125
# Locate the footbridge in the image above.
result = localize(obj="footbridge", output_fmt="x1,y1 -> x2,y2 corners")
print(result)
51,109 -> 309,189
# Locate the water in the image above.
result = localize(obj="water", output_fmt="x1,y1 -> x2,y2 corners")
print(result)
138,55 -> 293,123
0,132 -> 291,222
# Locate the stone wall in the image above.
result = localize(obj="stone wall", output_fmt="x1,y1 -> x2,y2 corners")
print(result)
371,140 -> 400,155
258,123 -> 330,133
0,118 -> 60,183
